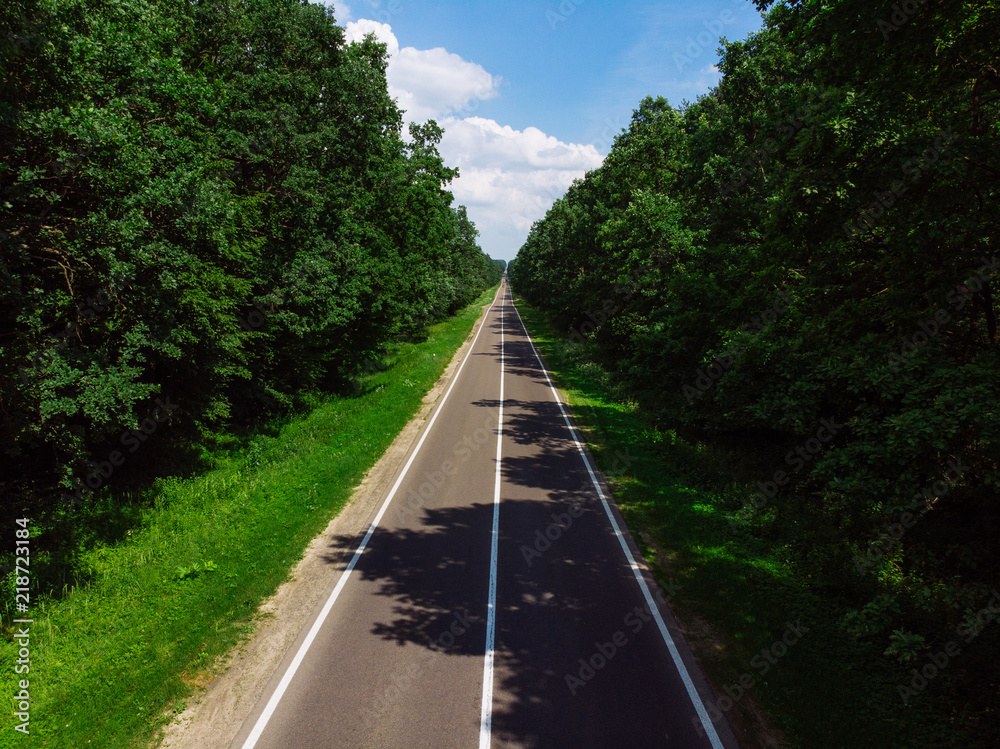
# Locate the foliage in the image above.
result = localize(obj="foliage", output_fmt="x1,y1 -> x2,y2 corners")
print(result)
511,0 -> 999,742
0,0 -> 500,599
0,287 -> 496,748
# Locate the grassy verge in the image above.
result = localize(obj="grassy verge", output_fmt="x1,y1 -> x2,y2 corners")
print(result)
0,285 -> 498,749
513,297 -> 970,749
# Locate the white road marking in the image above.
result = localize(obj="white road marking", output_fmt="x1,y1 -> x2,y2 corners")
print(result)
509,298 -> 726,749
478,284 -> 505,749
239,284 -> 505,749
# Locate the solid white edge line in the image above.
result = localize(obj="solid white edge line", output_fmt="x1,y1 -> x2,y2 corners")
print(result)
478,284 -> 505,749
509,298 -> 726,749
240,283 -> 505,749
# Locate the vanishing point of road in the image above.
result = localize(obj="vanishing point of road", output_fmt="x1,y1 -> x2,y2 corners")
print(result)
230,278 -> 736,749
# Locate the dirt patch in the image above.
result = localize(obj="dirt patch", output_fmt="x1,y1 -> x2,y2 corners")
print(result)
155,298 -> 496,749
179,670 -> 216,690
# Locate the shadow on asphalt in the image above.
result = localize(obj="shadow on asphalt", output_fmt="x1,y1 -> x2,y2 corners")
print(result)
315,305 -> 715,748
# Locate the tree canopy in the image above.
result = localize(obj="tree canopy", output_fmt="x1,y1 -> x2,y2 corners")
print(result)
1,0 -> 502,578
511,0 -> 998,738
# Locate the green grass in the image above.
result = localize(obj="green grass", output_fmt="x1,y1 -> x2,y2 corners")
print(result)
0,286 -> 498,749
512,297 -> 970,749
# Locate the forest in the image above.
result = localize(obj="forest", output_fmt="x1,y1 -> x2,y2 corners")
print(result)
2,0 -> 998,744
510,0 -> 998,740
1,0 -> 503,599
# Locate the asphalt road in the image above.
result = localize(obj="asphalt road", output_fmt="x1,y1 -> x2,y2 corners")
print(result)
231,278 -> 735,749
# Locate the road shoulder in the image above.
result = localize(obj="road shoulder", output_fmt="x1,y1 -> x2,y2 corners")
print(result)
157,294 -> 498,749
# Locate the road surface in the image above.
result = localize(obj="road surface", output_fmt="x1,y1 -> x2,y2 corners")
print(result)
230,278 -> 735,749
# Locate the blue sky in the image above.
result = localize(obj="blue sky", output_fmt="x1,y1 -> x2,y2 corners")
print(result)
330,0 -> 765,262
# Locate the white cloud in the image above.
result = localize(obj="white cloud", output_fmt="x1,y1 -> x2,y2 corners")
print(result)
343,20 -> 603,259
344,20 -> 499,123
317,0 -> 352,22
442,117 -> 603,173
335,1 -> 352,21
439,118 -> 604,256
450,166 -> 587,231
343,18 -> 398,54
391,47 -> 498,123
